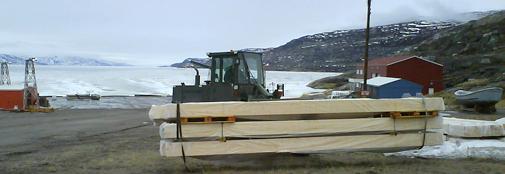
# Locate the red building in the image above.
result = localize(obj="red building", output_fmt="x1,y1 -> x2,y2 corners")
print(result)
0,87 -> 25,111
356,56 -> 444,94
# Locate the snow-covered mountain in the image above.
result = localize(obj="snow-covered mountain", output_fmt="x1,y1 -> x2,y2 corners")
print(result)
0,54 -> 25,64
261,11 -> 499,72
240,48 -> 274,53
262,20 -> 457,71
0,54 -> 129,66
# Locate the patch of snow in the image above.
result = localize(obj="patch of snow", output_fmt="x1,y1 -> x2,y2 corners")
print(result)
332,30 -> 349,34
407,28 -> 421,31
300,45 -> 317,49
387,137 -> 505,160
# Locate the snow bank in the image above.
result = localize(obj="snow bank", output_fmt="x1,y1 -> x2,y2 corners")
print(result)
387,137 -> 505,160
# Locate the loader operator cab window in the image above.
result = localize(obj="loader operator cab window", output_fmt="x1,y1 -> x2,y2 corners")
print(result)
212,57 -> 234,83
243,53 -> 264,87
237,61 -> 248,84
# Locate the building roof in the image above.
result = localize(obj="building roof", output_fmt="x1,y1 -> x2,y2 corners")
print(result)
360,55 -> 443,67
365,77 -> 401,87
0,85 -> 24,91
207,51 -> 261,57
368,55 -> 413,66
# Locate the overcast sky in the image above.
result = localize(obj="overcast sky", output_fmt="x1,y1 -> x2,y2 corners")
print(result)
1,0 -> 505,65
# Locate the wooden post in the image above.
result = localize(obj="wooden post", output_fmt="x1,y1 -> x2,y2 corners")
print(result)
361,0 -> 372,97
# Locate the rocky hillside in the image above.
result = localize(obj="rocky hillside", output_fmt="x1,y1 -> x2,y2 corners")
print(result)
262,21 -> 456,72
409,11 -> 505,88
169,58 -> 210,68
169,48 -> 272,68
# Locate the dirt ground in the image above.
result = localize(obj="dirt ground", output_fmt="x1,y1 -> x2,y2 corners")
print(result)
1,109 -> 505,174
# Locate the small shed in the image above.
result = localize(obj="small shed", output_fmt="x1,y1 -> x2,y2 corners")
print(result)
0,86 -> 25,111
355,56 -> 444,94
365,77 -> 422,99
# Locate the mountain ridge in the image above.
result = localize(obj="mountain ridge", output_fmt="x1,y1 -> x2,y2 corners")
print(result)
0,54 -> 129,66
262,20 -> 457,71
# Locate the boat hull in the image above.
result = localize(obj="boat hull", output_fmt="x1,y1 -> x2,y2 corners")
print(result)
454,87 -> 503,106
66,94 -> 101,100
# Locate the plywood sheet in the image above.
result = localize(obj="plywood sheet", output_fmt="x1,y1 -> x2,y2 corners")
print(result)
160,117 -> 442,139
160,132 -> 443,157
443,117 -> 505,138
149,98 -> 445,121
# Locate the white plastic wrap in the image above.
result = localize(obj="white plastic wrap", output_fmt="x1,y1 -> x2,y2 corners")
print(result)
159,117 -> 443,139
443,117 -> 505,138
496,118 -> 505,128
160,132 -> 443,157
149,98 -> 445,121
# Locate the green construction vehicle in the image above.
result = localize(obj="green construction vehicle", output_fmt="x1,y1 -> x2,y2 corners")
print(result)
172,51 -> 284,103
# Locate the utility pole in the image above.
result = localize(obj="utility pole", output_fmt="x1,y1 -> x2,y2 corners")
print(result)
361,0 -> 372,96
0,62 -> 11,85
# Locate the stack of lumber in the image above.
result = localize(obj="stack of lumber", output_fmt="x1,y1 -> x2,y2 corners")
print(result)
149,98 -> 445,157
443,117 -> 505,138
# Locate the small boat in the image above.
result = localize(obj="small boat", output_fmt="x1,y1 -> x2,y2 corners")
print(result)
454,87 -> 503,112
330,90 -> 352,99
66,94 -> 101,100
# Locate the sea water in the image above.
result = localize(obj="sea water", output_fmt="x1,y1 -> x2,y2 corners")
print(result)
7,65 -> 340,98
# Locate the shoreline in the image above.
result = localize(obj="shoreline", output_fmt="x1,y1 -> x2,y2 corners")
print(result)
46,96 -> 171,110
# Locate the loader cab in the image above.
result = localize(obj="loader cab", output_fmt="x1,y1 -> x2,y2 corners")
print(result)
172,51 -> 283,103
209,51 -> 265,88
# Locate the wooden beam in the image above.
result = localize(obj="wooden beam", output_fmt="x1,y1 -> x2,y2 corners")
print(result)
160,132 -> 443,157
149,98 -> 445,120
160,117 -> 442,139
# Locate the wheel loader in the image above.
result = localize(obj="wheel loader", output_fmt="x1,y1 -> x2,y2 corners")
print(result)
172,51 -> 284,103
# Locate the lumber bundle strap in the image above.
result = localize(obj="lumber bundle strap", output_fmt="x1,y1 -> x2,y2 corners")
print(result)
175,103 -> 189,170
388,97 -> 433,149
419,97 -> 429,149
